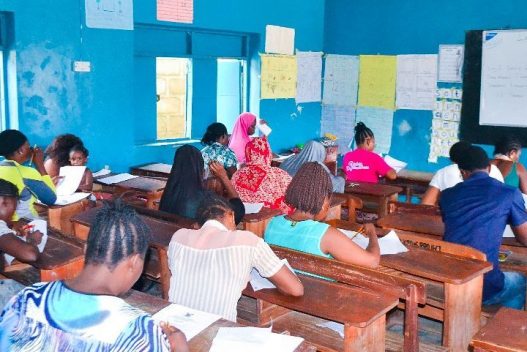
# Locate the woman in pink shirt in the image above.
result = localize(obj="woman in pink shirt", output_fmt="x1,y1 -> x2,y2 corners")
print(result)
342,122 -> 396,183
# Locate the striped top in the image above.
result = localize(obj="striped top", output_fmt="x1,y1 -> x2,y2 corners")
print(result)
168,220 -> 284,321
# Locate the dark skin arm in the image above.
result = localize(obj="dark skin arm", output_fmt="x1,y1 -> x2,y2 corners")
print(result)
159,322 -> 189,352
0,231 -> 42,263
385,169 -> 397,180
517,162 -> 527,195
225,166 -> 237,179
78,169 -> 94,192
209,161 -> 239,199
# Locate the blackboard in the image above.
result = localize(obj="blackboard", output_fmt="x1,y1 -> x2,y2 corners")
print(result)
460,30 -> 527,146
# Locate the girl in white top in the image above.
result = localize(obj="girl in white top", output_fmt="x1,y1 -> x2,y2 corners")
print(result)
167,194 -> 303,321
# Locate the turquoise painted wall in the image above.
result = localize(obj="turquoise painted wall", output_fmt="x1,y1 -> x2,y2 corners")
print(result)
324,0 -> 527,172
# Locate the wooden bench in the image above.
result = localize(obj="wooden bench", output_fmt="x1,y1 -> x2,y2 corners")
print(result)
382,170 -> 433,203
113,176 -> 167,209
471,307 -> 527,352
387,201 -> 441,216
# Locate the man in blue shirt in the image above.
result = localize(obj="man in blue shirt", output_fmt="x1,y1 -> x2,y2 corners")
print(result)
440,145 -> 527,309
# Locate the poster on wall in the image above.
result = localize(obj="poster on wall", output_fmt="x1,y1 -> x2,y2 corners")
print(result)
85,0 -> 134,30
322,55 -> 359,107
355,106 -> 394,154
265,25 -> 295,56
260,54 -> 297,99
295,51 -> 322,103
438,45 -> 464,83
321,105 -> 356,154
358,55 -> 397,110
157,0 -> 193,24
396,54 -> 437,110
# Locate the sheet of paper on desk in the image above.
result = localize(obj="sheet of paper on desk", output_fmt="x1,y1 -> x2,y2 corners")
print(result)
56,166 -> 86,196
257,123 -> 272,136
209,326 -> 303,352
152,304 -> 220,340
97,173 -> 138,185
384,155 -> 407,173
55,192 -> 91,205
340,229 -> 408,255
273,154 -> 295,162
5,219 -> 48,265
243,202 -> 264,214
92,168 -> 111,178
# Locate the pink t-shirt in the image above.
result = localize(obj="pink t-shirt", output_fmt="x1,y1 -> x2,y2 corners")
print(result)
343,149 -> 392,183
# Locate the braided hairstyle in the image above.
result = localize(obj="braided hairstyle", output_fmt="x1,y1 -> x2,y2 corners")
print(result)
494,136 -> 522,157
354,122 -> 374,146
196,193 -> 234,226
285,162 -> 332,215
0,179 -> 19,198
201,123 -> 228,146
85,200 -> 151,270
45,134 -> 84,168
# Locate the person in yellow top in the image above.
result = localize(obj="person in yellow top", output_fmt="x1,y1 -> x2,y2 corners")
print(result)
0,130 -> 56,220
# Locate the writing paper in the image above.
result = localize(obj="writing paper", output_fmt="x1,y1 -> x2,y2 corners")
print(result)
97,173 -> 138,185
384,155 -> 407,173
320,105 -> 356,154
85,0 -> 133,30
438,45 -> 464,83
322,55 -> 359,106
358,55 -> 397,110
92,168 -> 112,178
340,229 -> 408,255
257,123 -> 272,136
396,55 -> 438,110
243,203 -> 264,214
56,166 -> 86,196
260,54 -> 297,99
295,51 -> 322,103
265,25 -> 295,55
157,0 -> 193,23
55,192 -> 91,206
153,304 -> 220,340
5,219 -> 48,265
209,327 -> 303,352
355,107 -> 394,154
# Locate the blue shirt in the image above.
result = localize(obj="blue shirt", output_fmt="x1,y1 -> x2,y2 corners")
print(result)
440,171 -> 527,301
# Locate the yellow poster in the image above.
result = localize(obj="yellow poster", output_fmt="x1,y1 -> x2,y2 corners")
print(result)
358,55 -> 397,110
261,54 -> 297,99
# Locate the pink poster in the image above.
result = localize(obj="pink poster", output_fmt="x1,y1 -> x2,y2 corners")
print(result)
157,0 -> 193,23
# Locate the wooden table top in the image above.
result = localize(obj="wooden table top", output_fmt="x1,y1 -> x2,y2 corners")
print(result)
471,307 -> 527,351
345,181 -> 403,197
242,207 -> 281,223
377,212 -> 444,236
114,176 -> 167,193
33,230 -> 85,270
394,170 -> 434,183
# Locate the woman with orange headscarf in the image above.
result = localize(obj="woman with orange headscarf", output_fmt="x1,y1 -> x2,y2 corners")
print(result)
228,112 -> 257,164
232,137 -> 292,213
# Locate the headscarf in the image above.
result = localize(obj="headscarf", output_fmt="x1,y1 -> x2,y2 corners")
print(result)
232,137 -> 292,213
228,112 -> 256,164
281,140 -> 345,193
0,130 -> 27,157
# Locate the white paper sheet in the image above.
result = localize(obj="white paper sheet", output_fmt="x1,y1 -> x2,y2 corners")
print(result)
249,268 -> 276,291
396,54 -> 438,110
265,25 -> 295,55
152,304 -> 220,340
257,123 -> 272,137
243,203 -> 264,215
321,105 -> 356,154
272,154 -> 295,162
56,166 -> 86,196
92,168 -> 112,178
139,163 -> 172,173
340,229 -> 408,255
209,327 -> 303,352
355,107 -> 394,154
85,0 -> 134,30
97,173 -> 138,185
296,51 -> 322,103
384,155 -> 407,173
55,192 -> 91,206
317,321 -> 344,338
322,55 -> 359,106
438,45 -> 464,83
5,219 -> 48,265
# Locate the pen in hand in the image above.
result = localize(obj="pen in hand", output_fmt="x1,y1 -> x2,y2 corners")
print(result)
350,226 -> 365,240
29,144 -> 37,166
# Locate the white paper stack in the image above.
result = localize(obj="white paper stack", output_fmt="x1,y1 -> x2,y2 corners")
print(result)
152,304 -> 220,340
209,326 -> 304,352
339,229 -> 408,255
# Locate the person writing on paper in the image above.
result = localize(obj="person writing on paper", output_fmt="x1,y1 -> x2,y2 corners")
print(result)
490,136 -> 527,194
167,193 -> 303,321
421,141 -> 504,205
280,140 -> 345,193
0,201 -> 189,352
265,162 -> 380,268
342,122 -> 396,183
0,130 -> 56,219
228,112 -> 270,164
44,133 -> 84,180
201,122 -> 238,178
69,144 -> 93,192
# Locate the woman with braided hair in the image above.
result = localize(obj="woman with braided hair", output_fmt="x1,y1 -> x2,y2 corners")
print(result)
265,162 -> 380,268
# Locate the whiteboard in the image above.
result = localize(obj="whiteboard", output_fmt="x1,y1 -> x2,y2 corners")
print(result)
480,30 -> 527,127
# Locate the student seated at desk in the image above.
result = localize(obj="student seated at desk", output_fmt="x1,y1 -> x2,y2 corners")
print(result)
440,146 -> 527,309
342,122 -> 396,183
281,140 -> 345,193
44,133 -> 84,180
422,141 -> 504,205
201,122 -> 238,178
232,137 -> 292,213
0,130 -> 56,219
228,112 -> 257,164
69,144 -> 93,192
167,193 -> 303,321
0,201 -> 189,352
491,136 -> 527,194
265,162 -> 380,268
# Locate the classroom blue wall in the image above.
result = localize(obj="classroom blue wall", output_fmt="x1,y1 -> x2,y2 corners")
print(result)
2,0 -> 325,172
324,0 -> 527,172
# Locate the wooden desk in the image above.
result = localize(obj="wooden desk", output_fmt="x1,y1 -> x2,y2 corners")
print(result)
113,177 -> 167,209
377,212 -> 444,236
326,194 -> 345,221
240,207 -> 281,237
130,163 -> 171,178
345,182 -> 403,218
471,307 -> 527,352
123,290 -> 313,352
35,199 -> 91,235
383,169 -> 433,203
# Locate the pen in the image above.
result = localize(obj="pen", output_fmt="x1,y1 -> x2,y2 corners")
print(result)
350,226 -> 365,240
29,144 -> 37,166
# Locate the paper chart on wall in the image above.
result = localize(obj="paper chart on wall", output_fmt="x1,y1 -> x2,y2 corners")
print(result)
265,25 -> 295,55
428,119 -> 459,163
320,105 -> 356,154
355,107 -> 394,154
157,0 -> 193,23
322,55 -> 359,106
358,55 -> 397,110
260,54 -> 297,99
438,45 -> 464,83
295,51 -> 322,103
396,54 -> 438,110
85,0 -> 134,30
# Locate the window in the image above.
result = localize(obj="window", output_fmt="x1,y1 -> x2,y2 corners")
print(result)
217,58 -> 246,128
156,57 -> 191,140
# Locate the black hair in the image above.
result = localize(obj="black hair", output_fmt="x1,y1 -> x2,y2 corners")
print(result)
0,129 -> 27,158
201,123 -> 228,146
449,141 -> 471,164
354,122 -> 374,146
285,162 -> 332,215
228,198 -> 245,225
494,136 -> 522,156
196,193 -> 234,226
70,144 -> 89,157
457,146 -> 490,172
45,134 -> 84,168
85,200 -> 150,270
159,145 -> 205,217
0,179 -> 19,198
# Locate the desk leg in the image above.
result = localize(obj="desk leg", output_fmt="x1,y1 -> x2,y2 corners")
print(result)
344,315 -> 385,352
157,247 -> 170,300
40,258 -> 84,282
443,276 -> 483,351
378,196 -> 389,218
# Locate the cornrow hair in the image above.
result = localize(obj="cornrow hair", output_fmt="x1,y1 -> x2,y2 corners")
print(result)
494,136 -> 522,156
70,143 -> 89,157
201,123 -> 228,146
85,199 -> 151,270
285,162 -> 332,215
196,193 -> 233,226
0,179 -> 19,198
354,122 -> 374,146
